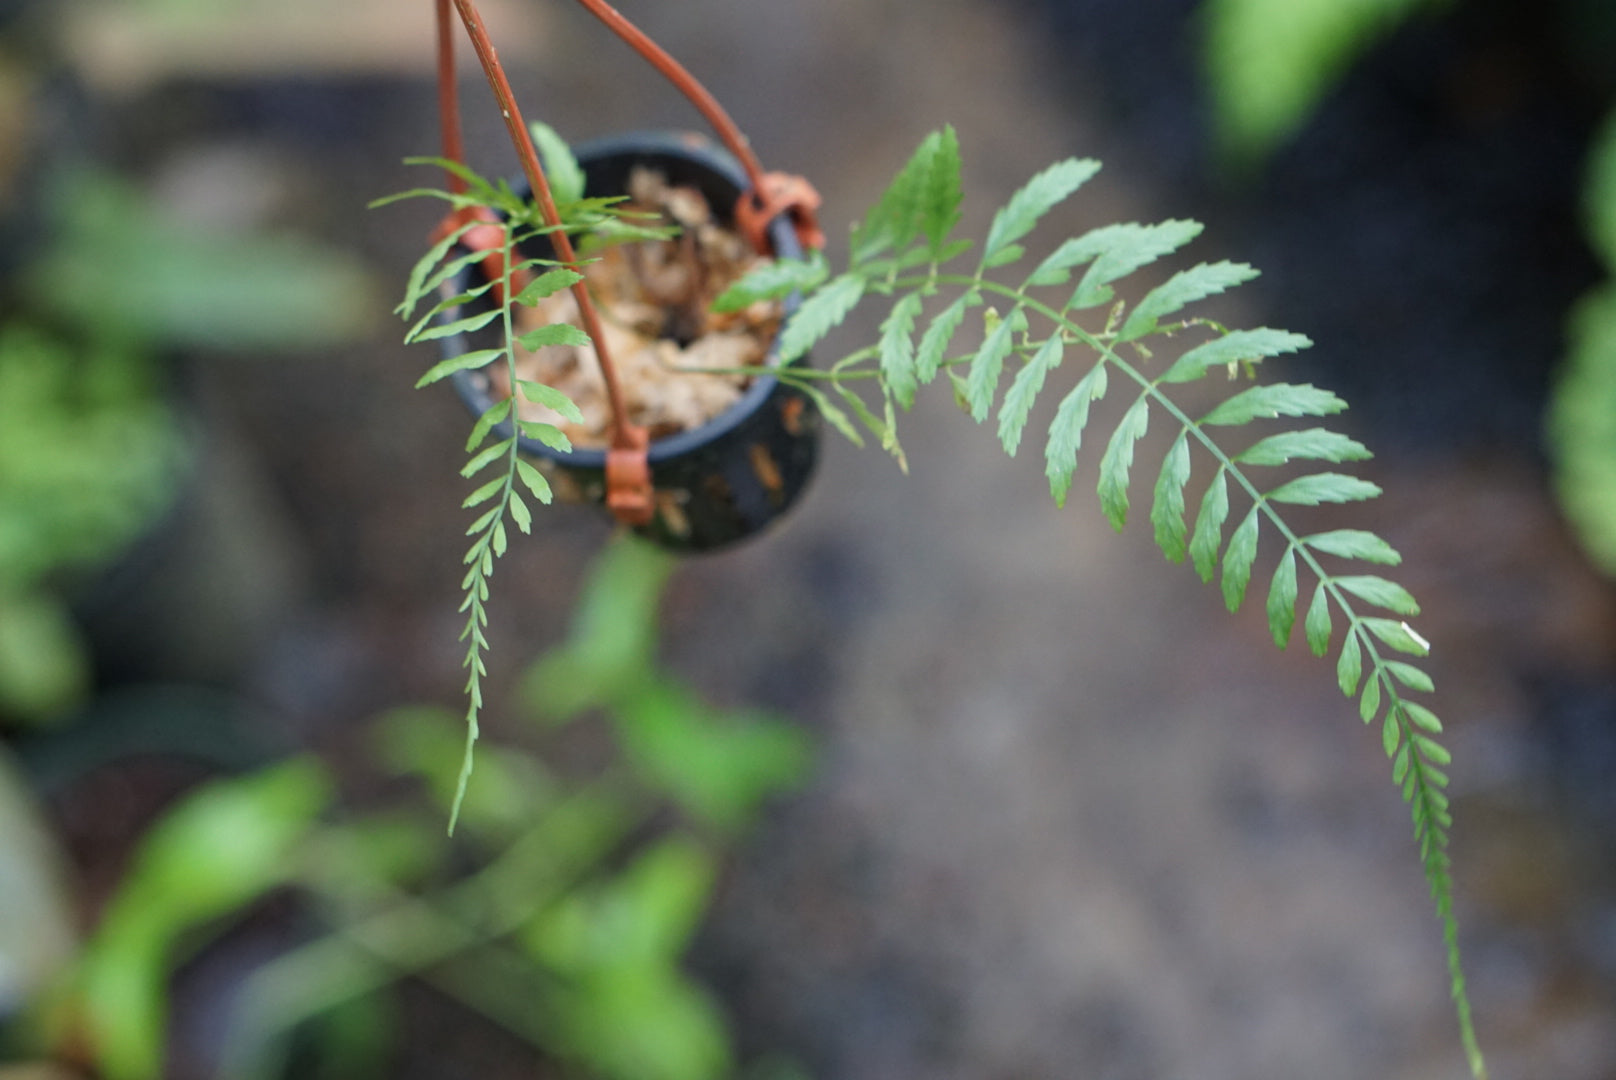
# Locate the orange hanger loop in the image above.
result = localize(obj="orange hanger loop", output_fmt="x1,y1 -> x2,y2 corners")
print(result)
736,173 -> 825,256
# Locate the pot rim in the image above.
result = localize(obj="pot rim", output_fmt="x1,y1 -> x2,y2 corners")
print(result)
448,129 -> 805,470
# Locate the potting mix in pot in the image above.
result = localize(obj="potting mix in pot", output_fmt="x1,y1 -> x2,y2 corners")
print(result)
491,167 -> 783,447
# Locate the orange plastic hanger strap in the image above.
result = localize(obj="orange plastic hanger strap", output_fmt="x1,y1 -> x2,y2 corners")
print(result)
606,424 -> 654,526
735,173 -> 825,255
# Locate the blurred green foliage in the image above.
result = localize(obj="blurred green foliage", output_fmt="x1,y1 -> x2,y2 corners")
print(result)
1550,109 -> 1616,575
18,537 -> 814,1080
0,325 -> 184,720
0,171 -> 374,726
1202,0 -> 1437,168
1196,0 -> 1616,583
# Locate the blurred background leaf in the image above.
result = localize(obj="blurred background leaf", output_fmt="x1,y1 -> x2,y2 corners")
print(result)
1203,0 -> 1439,168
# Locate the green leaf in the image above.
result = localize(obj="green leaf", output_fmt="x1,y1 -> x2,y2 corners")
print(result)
1382,706 -> 1402,759
780,273 -> 865,362
1385,662 -> 1434,693
398,220 -> 478,318
1303,528 -> 1401,565
916,290 -> 974,383
419,244 -> 502,307
1044,361 -> 1108,507
712,252 -> 829,312
75,761 -> 331,1080
508,491 -> 532,533
1098,395 -> 1151,530
1189,468 -> 1230,582
1235,427 -> 1371,466
408,308 -> 500,345
516,380 -> 585,423
1266,473 -> 1383,505
466,398 -> 513,452
1068,220 -> 1205,310
1023,224 -> 1133,287
515,458 -> 554,504
1162,328 -> 1314,383
798,383 -> 864,447
1334,575 -> 1420,616
462,476 -> 504,509
1304,580 -> 1332,656
837,384 -> 890,444
880,392 -> 908,471
999,333 -> 1063,456
514,267 -> 584,306
415,348 -> 504,388
1582,108 -> 1616,269
402,155 -> 499,200
983,158 -> 1102,264
529,121 -> 585,205
982,243 -> 1026,268
920,125 -> 964,255
1201,383 -> 1347,425
518,420 -> 572,453
400,213 -> 475,280
1205,0 -> 1426,166
462,438 -> 514,478
518,323 -> 592,351
1363,617 -> 1430,656
1337,632 -> 1363,696
1402,700 -> 1443,733
1221,506 -> 1260,611
1151,429 -> 1192,560
1415,734 -> 1451,766
880,292 -> 923,409
1119,261 -> 1261,341
403,285 -> 493,342
853,128 -> 962,261
1361,672 -> 1383,722
1267,546 -> 1298,647
967,307 -> 1025,422
1392,743 -> 1412,785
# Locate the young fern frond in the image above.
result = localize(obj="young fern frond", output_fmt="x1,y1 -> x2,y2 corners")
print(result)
721,126 -> 1487,1079
390,168 -> 583,835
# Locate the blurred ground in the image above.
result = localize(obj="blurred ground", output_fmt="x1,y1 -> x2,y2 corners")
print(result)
26,0 -> 1616,1077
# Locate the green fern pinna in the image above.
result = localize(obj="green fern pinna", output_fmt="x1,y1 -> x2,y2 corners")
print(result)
395,127 -> 1485,1078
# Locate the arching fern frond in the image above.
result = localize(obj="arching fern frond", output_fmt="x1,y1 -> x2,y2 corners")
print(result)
719,126 -> 1487,1079
386,163 -> 584,835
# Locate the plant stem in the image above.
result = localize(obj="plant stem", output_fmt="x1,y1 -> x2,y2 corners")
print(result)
435,0 -> 468,195
450,0 -> 638,451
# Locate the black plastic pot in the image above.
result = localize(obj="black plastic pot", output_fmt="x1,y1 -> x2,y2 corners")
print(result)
442,131 -> 818,554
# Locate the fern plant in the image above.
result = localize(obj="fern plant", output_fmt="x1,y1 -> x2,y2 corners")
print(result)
392,4 -> 1485,1072
711,126 -> 1484,1077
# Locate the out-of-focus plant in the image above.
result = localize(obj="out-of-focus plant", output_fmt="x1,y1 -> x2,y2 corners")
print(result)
0,169 -> 373,726
1195,0 -> 1616,579
21,537 -> 812,1080
0,326 -> 183,721
1549,108 -> 1616,574
1201,0 -> 1437,168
